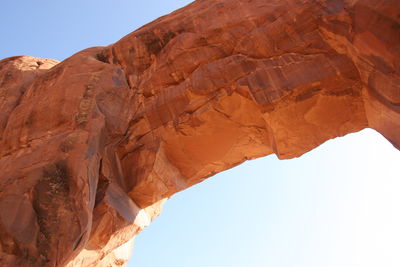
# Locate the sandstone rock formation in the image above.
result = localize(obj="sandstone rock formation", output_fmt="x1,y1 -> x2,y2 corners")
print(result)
0,0 -> 399,266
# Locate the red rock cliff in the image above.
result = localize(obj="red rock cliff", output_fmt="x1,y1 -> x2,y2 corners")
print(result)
0,0 -> 399,266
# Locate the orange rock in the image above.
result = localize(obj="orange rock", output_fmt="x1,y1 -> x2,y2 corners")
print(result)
0,0 -> 399,266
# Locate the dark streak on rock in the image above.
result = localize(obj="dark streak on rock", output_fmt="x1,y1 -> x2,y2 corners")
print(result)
96,52 -> 110,64
295,86 -> 321,102
112,76 -> 124,86
32,161 -> 71,262
94,173 -> 110,208
24,111 -> 35,126
59,138 -> 75,153
142,30 -> 181,55
73,232 -> 85,251
111,47 -> 121,65
324,88 -> 360,97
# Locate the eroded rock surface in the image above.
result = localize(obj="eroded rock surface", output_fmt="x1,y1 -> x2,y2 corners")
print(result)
0,0 -> 399,266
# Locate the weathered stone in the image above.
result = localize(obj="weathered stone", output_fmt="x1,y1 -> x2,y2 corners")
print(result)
0,0 -> 399,266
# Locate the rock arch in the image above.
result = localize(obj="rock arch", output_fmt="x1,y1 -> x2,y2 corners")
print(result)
0,0 -> 399,266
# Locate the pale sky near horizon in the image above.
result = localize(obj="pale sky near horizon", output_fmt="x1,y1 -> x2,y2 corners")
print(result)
1,1 -> 399,267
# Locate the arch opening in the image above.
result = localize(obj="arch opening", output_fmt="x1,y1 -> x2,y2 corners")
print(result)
131,129 -> 400,267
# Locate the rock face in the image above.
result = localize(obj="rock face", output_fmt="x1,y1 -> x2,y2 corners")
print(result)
0,0 -> 399,266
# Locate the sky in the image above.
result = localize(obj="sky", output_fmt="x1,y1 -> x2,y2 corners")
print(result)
1,1 -> 399,267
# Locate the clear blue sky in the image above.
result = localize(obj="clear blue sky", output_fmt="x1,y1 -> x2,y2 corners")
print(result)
1,2 -> 399,267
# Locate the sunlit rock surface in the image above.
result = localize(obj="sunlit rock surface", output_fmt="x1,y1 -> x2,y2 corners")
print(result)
0,0 -> 399,266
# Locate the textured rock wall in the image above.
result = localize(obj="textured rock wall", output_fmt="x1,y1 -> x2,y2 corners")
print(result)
0,0 -> 399,266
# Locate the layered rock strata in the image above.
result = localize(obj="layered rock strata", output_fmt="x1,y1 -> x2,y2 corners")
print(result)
0,0 -> 399,266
